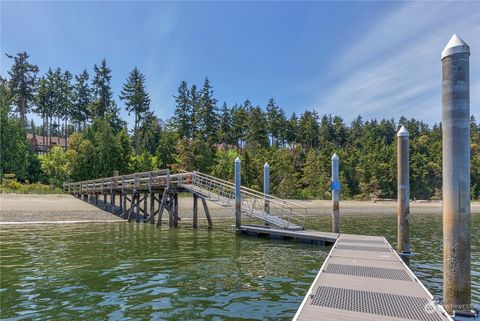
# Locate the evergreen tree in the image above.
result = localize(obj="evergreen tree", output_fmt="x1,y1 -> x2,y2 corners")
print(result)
138,112 -> 162,154
60,70 -> 74,150
266,98 -> 287,147
231,100 -> 250,148
197,77 -> 218,141
172,81 -> 192,139
246,106 -> 269,147
218,102 -> 232,145
298,110 -> 319,149
189,84 -> 200,136
71,69 -> 92,131
34,75 -> 53,145
119,67 -> 151,155
5,52 -> 39,126
0,82 -> 32,180
286,113 -> 298,148
91,59 -> 113,118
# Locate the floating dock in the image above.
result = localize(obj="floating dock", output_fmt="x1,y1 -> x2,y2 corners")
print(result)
293,234 -> 452,321
240,225 -> 338,244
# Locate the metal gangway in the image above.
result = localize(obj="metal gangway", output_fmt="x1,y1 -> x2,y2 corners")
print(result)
179,171 -> 306,230
63,170 -> 307,230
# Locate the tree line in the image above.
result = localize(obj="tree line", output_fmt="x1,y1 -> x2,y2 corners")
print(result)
1,51 -> 479,200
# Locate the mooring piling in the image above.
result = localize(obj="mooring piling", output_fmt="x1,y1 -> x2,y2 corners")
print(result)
193,194 -> 198,229
331,153 -> 340,233
397,126 -> 411,255
264,162 -> 270,214
235,157 -> 241,229
441,34 -> 471,315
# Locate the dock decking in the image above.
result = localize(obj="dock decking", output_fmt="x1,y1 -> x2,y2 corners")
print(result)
240,225 -> 338,244
293,234 -> 451,321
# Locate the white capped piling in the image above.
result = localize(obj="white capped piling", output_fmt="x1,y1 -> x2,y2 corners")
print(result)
235,157 -> 241,229
264,162 -> 270,214
331,153 -> 340,233
397,126 -> 411,255
441,34 -> 471,314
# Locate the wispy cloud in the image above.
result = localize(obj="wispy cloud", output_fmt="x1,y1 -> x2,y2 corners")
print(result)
315,1 -> 480,124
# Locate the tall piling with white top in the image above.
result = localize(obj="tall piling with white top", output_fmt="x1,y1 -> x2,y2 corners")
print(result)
264,162 -> 270,214
441,34 -> 471,314
397,126 -> 411,255
235,157 -> 241,229
331,153 -> 340,233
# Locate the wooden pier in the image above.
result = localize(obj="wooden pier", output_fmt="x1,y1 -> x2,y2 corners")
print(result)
63,170 -> 308,230
293,234 -> 452,321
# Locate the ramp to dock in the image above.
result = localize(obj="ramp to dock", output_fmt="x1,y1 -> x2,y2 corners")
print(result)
293,234 -> 452,321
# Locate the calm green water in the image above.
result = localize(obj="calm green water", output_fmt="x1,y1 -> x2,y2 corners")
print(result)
1,213 -> 479,320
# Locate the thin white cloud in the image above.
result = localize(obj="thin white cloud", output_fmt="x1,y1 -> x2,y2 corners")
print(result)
315,1 -> 480,124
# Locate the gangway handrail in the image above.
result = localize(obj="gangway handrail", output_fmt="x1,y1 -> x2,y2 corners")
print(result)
190,171 -> 308,210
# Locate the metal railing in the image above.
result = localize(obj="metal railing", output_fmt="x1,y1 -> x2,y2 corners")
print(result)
178,171 -> 307,229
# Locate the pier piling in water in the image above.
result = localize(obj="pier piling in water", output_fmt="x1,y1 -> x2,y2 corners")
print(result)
441,34 -> 471,314
193,194 -> 198,229
264,162 -> 270,214
331,153 -> 340,233
397,126 -> 411,255
235,157 -> 241,229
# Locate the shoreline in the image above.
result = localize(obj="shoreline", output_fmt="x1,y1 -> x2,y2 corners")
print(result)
1,194 -> 479,224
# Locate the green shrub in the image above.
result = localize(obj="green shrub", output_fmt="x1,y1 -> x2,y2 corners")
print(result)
0,176 -> 63,194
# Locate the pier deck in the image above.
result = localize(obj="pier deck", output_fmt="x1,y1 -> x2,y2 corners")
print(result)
294,234 -> 452,321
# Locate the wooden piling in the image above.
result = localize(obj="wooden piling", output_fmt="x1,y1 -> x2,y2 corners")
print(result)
201,197 -> 213,229
173,193 -> 179,227
143,192 -> 148,221
110,177 -> 115,213
122,176 -> 126,215
156,189 -> 167,227
193,194 -> 198,229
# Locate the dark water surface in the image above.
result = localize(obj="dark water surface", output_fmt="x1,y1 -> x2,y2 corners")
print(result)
1,213 -> 478,320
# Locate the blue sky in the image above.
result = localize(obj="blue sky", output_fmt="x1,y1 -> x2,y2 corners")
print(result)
1,1 -> 479,126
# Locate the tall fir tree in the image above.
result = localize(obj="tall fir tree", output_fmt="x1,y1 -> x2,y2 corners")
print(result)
172,81 -> 192,139
197,77 -> 218,142
189,84 -> 200,136
91,59 -> 113,118
246,106 -> 269,147
60,70 -> 74,149
6,52 -> 39,126
119,67 -> 151,155
71,69 -> 92,131
218,102 -> 232,145
266,98 -> 287,147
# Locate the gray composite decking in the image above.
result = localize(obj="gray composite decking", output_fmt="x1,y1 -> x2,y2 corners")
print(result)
293,234 -> 452,321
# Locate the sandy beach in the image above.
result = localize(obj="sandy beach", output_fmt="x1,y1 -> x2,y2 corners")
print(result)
1,193 -> 479,224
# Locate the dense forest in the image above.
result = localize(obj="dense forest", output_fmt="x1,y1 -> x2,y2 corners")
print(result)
1,51 -> 479,200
